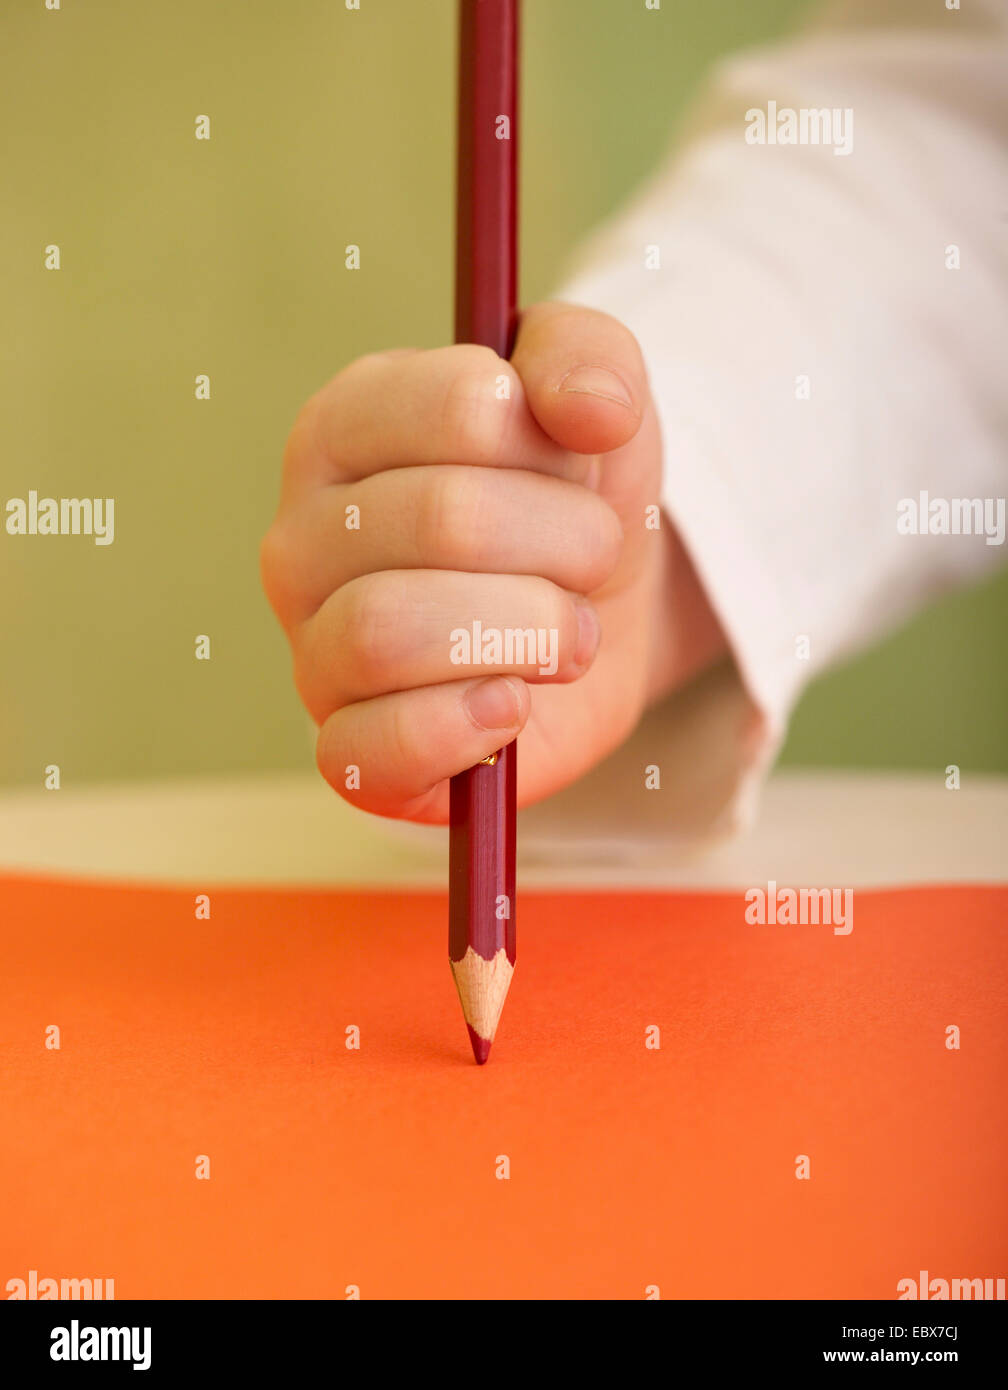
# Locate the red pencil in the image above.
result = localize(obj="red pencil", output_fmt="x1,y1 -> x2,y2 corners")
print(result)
449,0 -> 519,1065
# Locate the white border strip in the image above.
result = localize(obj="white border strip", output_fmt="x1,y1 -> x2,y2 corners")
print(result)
0,770 -> 1004,889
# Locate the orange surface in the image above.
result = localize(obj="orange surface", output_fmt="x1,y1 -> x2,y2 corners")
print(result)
2,873 -> 1006,1300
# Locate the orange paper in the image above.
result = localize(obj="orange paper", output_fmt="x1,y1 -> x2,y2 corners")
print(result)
1,874 -> 1006,1299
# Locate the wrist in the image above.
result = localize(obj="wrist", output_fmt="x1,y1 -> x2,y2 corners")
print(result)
645,517 -> 728,706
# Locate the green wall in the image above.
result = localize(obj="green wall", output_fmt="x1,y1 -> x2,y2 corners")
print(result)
2,0 -> 1004,789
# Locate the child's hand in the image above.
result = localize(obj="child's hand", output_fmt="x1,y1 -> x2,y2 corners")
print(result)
261,302 -> 724,822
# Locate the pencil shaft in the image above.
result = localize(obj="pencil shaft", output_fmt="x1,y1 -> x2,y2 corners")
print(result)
455,0 -> 519,355
450,0 -> 519,1064
449,746 -> 517,968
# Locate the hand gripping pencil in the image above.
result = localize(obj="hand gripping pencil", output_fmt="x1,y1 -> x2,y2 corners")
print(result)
449,0 -> 519,1065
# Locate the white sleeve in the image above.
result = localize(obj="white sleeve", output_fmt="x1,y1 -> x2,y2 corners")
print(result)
545,0 -> 1008,838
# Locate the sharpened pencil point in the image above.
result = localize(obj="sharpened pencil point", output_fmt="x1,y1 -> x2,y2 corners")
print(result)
467,1023 -> 492,1065
450,946 -> 513,1064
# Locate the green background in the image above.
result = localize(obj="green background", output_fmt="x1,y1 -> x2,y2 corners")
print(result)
2,0 -> 1005,790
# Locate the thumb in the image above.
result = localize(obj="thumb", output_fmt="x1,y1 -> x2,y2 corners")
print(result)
509,301 -> 648,455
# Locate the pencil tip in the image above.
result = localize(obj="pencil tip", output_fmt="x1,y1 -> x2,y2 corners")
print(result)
466,1023 -> 492,1065
451,947 -> 514,1065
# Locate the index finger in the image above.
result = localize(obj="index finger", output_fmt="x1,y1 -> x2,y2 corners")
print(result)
281,344 -> 599,499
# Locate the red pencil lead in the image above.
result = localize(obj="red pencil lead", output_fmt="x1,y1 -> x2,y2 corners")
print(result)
466,1025 -> 493,1066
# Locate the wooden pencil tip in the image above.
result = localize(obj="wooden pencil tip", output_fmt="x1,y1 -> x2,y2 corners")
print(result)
466,1023 -> 492,1065
451,947 -> 514,1065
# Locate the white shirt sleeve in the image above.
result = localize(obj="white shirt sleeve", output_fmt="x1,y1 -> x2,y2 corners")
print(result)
541,0 -> 1008,843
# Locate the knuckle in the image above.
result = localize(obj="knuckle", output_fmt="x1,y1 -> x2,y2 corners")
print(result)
530,579 -> 575,655
414,468 -> 484,568
386,698 -> 423,778
342,350 -> 393,382
552,587 -> 586,667
259,521 -> 298,623
563,590 -> 585,648
315,719 -> 337,782
340,575 -> 403,688
315,716 -> 351,794
294,354 -> 386,465
414,468 -> 459,558
581,498 -> 624,587
440,348 -> 509,465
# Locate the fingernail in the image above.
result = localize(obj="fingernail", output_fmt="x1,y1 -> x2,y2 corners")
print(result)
573,598 -> 601,668
465,677 -> 521,731
558,365 -> 634,409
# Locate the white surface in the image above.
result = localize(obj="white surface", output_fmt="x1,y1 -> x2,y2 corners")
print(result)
0,769 -> 1004,888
